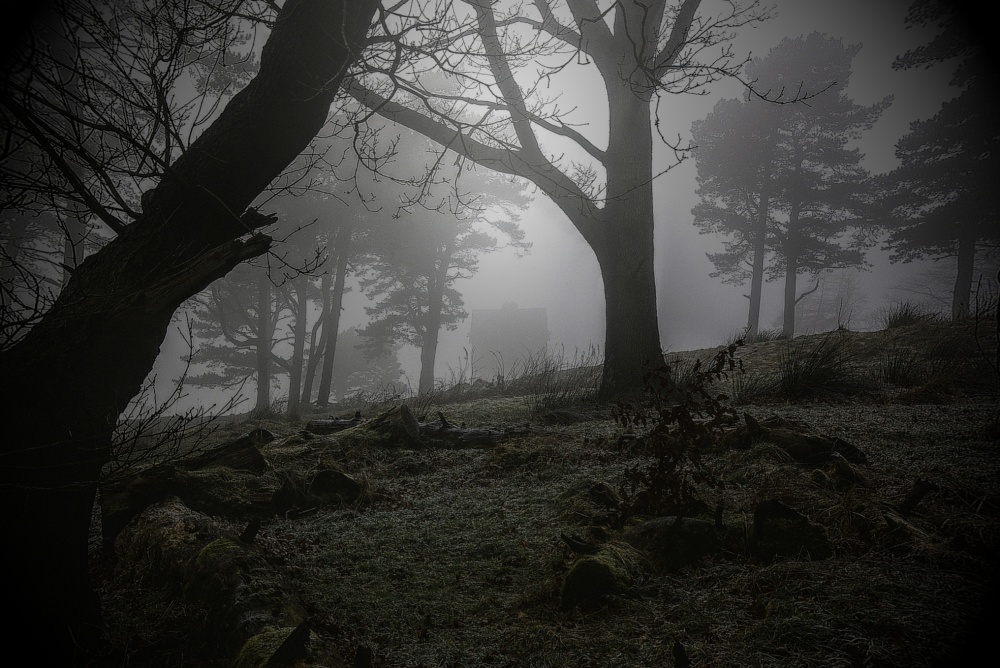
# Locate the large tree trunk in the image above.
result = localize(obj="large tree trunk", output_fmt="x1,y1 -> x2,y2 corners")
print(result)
316,220 -> 352,407
418,327 -> 440,394
782,249 -> 799,339
0,0 -> 377,661
596,86 -> 663,399
952,232 -> 976,320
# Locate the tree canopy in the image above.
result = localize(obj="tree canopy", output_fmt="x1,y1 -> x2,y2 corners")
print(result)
346,0 -> 776,397
691,32 -> 889,336
880,0 -> 1000,319
358,143 -> 530,393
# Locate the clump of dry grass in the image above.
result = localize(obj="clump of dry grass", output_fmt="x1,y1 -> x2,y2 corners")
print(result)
775,332 -> 875,401
875,301 -> 942,330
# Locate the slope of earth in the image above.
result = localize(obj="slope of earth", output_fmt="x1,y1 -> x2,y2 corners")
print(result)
95,321 -> 1000,667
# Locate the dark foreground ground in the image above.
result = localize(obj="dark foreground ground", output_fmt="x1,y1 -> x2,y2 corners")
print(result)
95,322 -> 1000,667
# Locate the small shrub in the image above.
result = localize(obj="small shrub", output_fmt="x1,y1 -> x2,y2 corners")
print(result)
752,328 -> 789,343
612,342 -> 742,518
729,367 -> 779,405
776,333 -> 873,400
506,345 -> 603,414
248,397 -> 287,421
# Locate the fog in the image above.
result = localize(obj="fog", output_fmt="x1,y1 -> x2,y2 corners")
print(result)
152,0 -> 991,410
419,0 -> 969,360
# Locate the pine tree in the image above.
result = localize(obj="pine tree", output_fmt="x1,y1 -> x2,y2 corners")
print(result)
882,0 -> 1000,320
328,327 -> 404,400
359,212 -> 501,394
186,262 -> 288,415
691,33 -> 888,336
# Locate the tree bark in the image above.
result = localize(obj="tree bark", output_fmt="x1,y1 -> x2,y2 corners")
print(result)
302,269 -> 332,404
316,220 -> 352,406
0,0 -> 377,661
596,83 -> 663,399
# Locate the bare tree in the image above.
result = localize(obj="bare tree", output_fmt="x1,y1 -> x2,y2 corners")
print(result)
2,0 -> 269,343
345,0 -> 774,398
0,0 -> 378,660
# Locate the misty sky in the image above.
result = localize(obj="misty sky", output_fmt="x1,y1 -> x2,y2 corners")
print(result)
158,0 -> 980,404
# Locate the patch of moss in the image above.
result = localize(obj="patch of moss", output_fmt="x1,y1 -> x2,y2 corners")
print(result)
175,466 -> 273,516
553,478 -> 622,526
194,536 -> 243,567
234,627 -> 294,668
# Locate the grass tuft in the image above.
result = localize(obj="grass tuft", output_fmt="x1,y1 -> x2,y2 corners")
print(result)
775,332 -> 874,400
729,367 -> 779,405
725,327 -> 788,347
875,301 -> 940,330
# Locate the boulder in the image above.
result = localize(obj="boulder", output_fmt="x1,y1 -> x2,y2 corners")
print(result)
560,542 -> 649,609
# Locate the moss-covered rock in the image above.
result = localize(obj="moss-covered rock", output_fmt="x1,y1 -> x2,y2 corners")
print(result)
334,405 -> 422,449
114,496 -> 215,581
560,542 -> 649,609
234,622 -> 311,668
